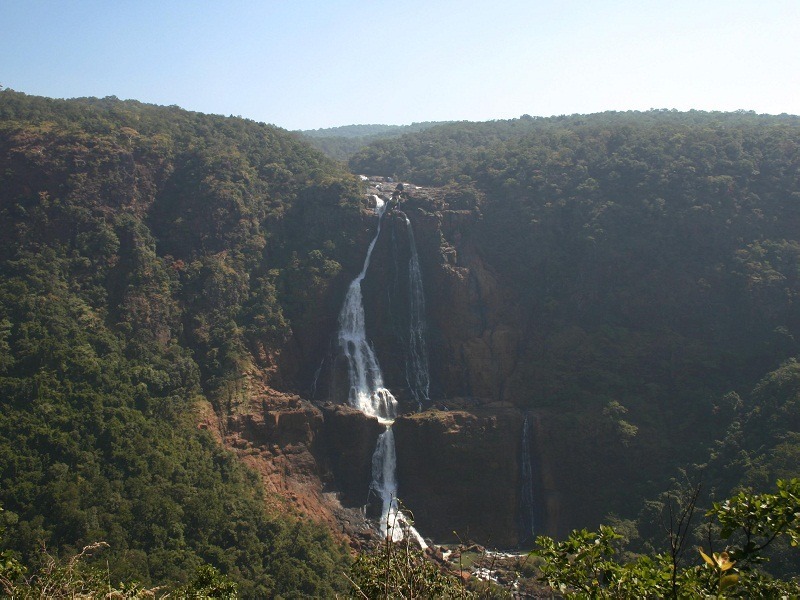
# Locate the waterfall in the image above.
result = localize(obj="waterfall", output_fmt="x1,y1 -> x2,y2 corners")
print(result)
404,217 -> 430,409
337,199 -> 396,422
337,198 -> 426,546
310,357 -> 324,400
519,414 -> 536,544
370,427 -> 401,540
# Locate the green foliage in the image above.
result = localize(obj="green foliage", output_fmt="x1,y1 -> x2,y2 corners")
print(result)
0,535 -> 242,598
0,506 -> 26,590
708,360 -> 800,516
713,479 -> 800,563
0,540 -> 160,599
534,526 -> 655,597
352,109 -> 800,529
0,89 -> 357,597
531,480 -> 800,598
172,564 -> 238,599
349,540 -> 471,599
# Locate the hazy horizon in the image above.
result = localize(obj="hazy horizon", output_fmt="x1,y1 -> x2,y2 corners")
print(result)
2,0 -> 798,130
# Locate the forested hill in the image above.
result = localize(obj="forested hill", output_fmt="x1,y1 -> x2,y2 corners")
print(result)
0,90 -> 363,596
296,121 -> 448,162
349,110 -> 800,185
3,89 -> 800,593
301,123 -> 448,138
352,110 -> 800,530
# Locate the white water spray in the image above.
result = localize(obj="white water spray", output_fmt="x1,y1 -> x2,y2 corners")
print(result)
337,197 -> 426,547
338,199 -> 396,422
404,216 -> 430,408
310,358 -> 324,400
519,414 -> 535,542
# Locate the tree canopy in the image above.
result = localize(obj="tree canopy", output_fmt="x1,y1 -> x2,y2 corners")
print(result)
0,89 -> 357,596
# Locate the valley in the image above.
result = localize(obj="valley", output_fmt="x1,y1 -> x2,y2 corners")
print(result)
1,91 -> 799,595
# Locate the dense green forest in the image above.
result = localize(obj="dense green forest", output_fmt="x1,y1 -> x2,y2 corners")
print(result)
0,90 -> 362,596
352,110 -> 800,558
2,89 -> 800,595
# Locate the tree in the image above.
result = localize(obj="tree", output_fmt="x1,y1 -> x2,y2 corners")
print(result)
348,515 -> 470,599
530,479 -> 800,598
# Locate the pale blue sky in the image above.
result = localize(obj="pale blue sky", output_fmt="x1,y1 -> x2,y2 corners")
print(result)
1,0 -> 798,130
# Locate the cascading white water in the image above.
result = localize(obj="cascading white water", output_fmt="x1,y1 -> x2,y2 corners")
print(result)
404,217 -> 430,409
519,414 -> 536,543
370,427 -> 400,539
337,198 -> 397,422
310,358 -> 324,400
337,197 -> 426,547
370,426 -> 426,546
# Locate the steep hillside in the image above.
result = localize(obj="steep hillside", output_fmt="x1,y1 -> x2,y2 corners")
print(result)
0,90 -> 363,595
3,92 -> 800,588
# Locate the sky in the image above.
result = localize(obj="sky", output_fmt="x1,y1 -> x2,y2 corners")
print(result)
1,0 -> 798,130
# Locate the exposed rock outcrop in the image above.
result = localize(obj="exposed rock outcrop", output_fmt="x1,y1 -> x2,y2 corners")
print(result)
393,405 -> 524,546
224,192 -> 540,547
318,403 -> 385,507
219,184 -> 613,548
351,192 -> 526,406
221,387 -> 379,546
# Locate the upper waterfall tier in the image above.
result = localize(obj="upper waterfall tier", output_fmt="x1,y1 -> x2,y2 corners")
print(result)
337,200 -> 398,421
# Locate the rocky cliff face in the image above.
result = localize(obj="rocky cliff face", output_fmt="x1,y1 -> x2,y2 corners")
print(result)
393,406 -> 524,546
417,206 -> 524,403
217,384 -> 381,547
345,190 -> 526,407
235,185 -> 625,547
248,188 -> 553,546
220,385 -> 574,547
